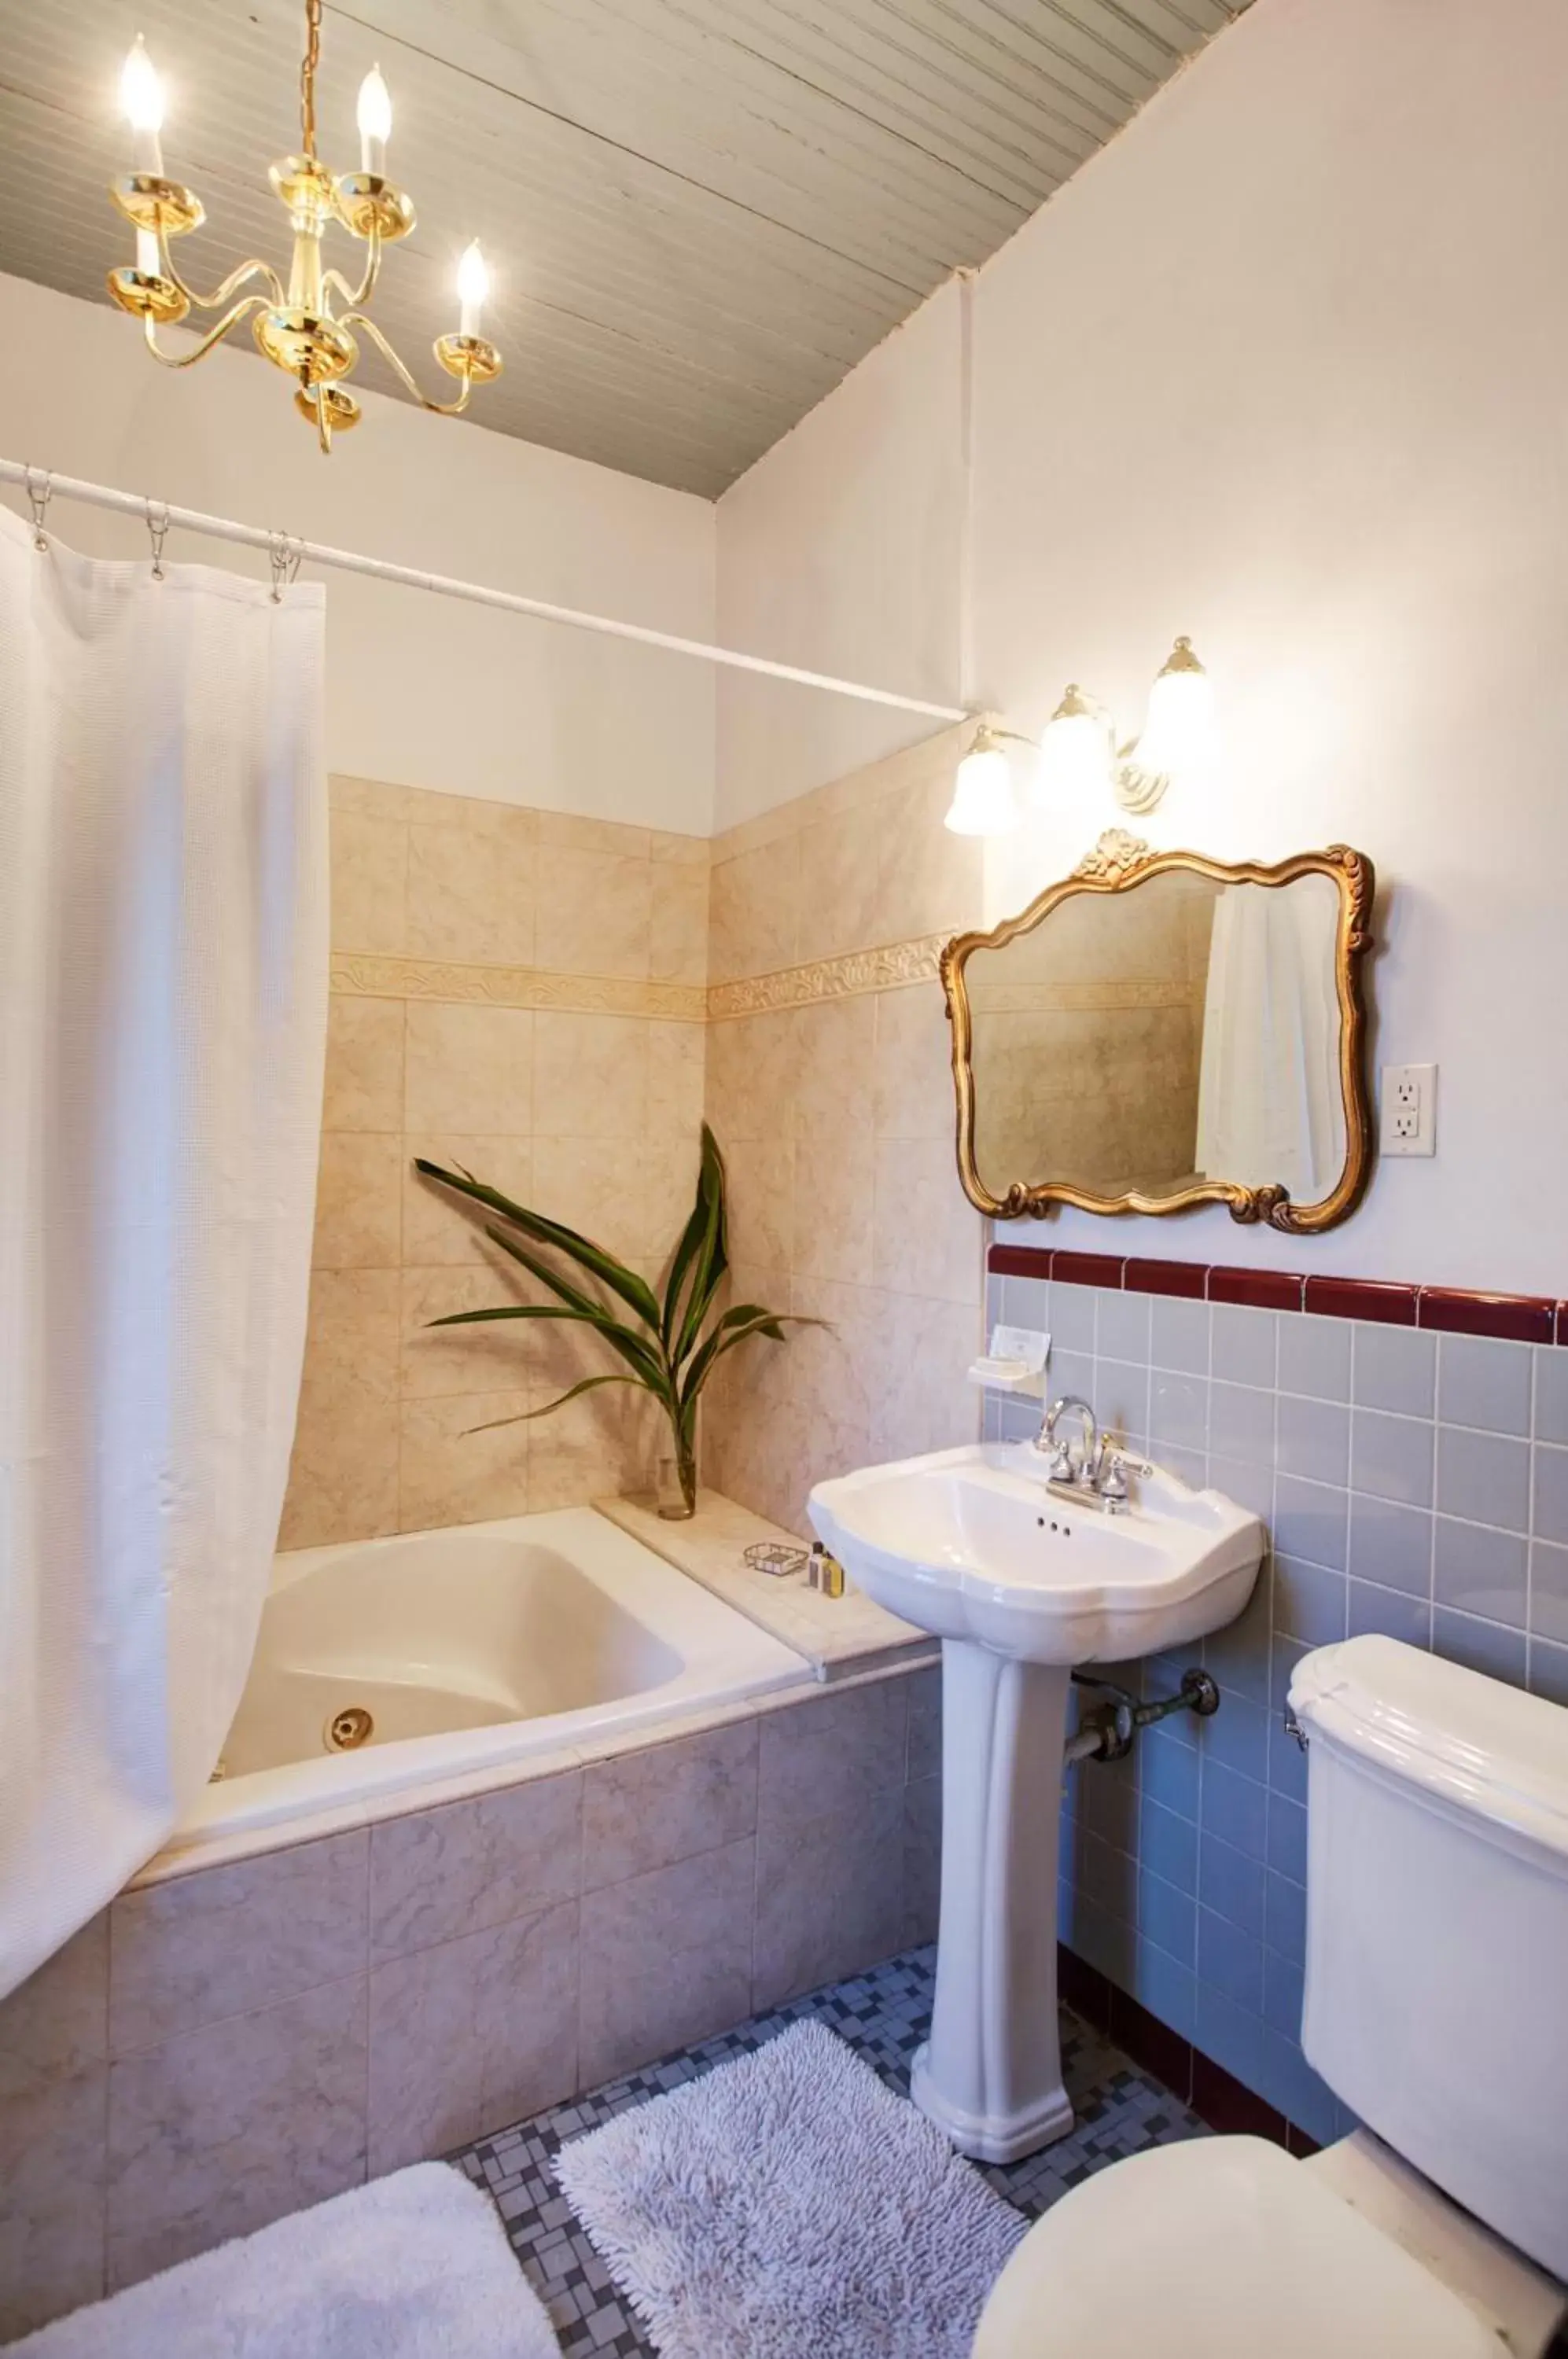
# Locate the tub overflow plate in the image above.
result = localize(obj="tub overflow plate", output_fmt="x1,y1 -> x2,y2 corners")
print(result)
326,1705 -> 374,1753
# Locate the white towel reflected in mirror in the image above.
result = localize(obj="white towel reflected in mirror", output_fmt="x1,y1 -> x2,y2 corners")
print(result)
1194,878 -> 1344,1202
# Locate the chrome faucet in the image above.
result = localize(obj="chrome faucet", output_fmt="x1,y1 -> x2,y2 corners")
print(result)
1036,1396 -> 1101,1485
1033,1396 -> 1147,1514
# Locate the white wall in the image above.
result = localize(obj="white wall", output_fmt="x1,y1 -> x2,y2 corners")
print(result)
0,273 -> 716,832
714,0 -> 1568,1297
715,276 -> 966,826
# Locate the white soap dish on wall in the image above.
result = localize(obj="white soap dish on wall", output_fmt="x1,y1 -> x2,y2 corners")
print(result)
968,1324 -> 1050,1399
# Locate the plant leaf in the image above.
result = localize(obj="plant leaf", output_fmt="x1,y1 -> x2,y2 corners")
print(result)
415,1159 -> 661,1330
661,1124 -> 727,1357
430,1275 -> 674,1400
462,1373 -> 639,1434
679,1307 -> 826,1409
672,1125 -> 731,1367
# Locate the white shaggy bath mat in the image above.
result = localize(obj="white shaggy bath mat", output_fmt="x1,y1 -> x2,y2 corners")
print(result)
554,2019 -> 1026,2357
8,2162 -> 559,2359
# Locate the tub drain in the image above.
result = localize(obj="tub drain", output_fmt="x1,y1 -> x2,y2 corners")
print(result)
325,1706 -> 374,1753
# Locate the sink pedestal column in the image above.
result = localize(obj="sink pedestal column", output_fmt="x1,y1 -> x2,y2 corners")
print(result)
911,1638 -> 1076,2162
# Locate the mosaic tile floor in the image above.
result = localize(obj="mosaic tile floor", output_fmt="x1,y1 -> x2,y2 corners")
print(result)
451,1944 -> 1206,2357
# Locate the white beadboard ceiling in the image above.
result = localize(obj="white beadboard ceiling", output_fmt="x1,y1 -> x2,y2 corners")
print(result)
0,0 -> 1253,496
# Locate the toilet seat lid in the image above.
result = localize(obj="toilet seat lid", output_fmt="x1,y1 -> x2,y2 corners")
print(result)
972,2137 -> 1503,2359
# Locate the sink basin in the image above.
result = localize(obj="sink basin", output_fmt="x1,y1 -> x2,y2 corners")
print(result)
808,1441 -> 1264,1665
808,1442 -> 1264,2169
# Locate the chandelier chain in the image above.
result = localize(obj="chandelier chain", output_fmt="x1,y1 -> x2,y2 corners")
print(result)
300,0 -> 323,159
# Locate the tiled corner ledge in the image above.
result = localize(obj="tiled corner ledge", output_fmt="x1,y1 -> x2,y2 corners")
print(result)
595,1489 -> 936,1682
988,1244 -> 1567,1345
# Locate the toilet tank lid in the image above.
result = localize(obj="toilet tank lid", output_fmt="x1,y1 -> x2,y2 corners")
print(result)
1290,1636 -> 1568,1865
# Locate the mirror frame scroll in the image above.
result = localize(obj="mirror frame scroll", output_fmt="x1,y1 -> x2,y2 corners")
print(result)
940,830 -> 1376,1234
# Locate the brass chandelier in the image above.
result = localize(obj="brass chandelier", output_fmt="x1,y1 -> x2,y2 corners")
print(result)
108,0 -> 502,452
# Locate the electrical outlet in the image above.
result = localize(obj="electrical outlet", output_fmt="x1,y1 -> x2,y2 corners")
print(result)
1380,1063 -> 1437,1157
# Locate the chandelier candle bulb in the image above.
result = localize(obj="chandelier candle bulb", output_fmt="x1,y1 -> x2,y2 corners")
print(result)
356,65 -> 392,175
120,35 -> 165,177
134,226 -> 160,278
457,241 -> 489,338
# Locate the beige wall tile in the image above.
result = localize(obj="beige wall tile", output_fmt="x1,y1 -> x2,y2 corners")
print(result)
753,1787 -> 904,2011
578,1839 -> 754,2088
400,1264 -> 539,1400
647,1019 -> 706,1140
323,995 -> 404,1132
757,1679 -> 909,1828
405,1003 -> 533,1135
368,1771 -> 582,1963
532,1135 -> 646,1264
650,861 -> 709,985
0,2064 -> 107,2339
406,811 -> 535,965
864,1289 -> 982,1464
105,1978 -> 366,2291
535,847 -> 653,980
643,1132 -> 701,1267
528,1374 -> 633,1512
329,810 -> 408,955
723,1135 -> 793,1270
397,1390 -> 532,1530
873,983 -> 956,1142
871,1135 -> 983,1308
903,1775 -> 942,1949
705,1010 -> 797,1145
367,1901 -> 578,2173
793,996 -> 875,1139
533,1013 -> 646,1138
109,1833 -> 368,2056
709,835 -> 799,984
582,1720 -> 758,1890
280,1269 -> 401,1549
651,829 -> 709,867
792,1131 -> 876,1286
536,810 -> 650,859
795,801 -> 883,965
875,767 -> 985,943
0,1915 -> 107,2104
313,1132 -> 403,1269
403,1136 -> 533,1268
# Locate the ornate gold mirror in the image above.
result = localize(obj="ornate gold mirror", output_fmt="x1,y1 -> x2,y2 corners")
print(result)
942,831 -> 1375,1233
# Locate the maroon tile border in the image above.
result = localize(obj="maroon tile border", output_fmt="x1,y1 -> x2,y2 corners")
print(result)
1417,1288 -> 1556,1345
1303,1275 -> 1418,1327
1209,1267 -> 1305,1312
988,1245 -> 1567,1345
1122,1257 -> 1207,1301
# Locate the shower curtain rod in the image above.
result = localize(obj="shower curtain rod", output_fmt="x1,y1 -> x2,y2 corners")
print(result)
0,458 -> 971,724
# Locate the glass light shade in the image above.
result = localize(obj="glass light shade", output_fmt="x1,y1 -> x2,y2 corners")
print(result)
944,742 -> 1018,836
1136,638 -> 1215,777
356,64 -> 393,147
457,241 -> 490,308
120,36 -> 164,132
1036,691 -> 1112,805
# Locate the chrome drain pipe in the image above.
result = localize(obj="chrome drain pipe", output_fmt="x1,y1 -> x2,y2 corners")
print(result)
1065,1666 -> 1220,1765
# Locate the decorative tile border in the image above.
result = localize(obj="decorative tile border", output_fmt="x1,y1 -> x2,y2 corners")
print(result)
988,1242 -> 1568,1345
330,937 -> 958,1025
329,951 -> 707,1025
706,933 -> 950,1021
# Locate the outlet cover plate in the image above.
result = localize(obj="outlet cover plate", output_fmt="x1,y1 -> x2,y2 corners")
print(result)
1381,1062 -> 1437,1157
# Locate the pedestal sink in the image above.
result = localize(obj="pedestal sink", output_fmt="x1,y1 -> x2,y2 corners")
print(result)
808,1442 -> 1264,2163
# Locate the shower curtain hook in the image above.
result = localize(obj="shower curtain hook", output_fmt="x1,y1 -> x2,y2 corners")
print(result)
24,466 -> 51,552
145,499 -> 170,582
267,530 -> 303,602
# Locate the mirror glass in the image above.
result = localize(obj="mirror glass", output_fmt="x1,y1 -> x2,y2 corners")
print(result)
954,851 -> 1369,1226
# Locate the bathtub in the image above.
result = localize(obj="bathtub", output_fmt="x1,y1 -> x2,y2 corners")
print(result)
168,1507 -> 812,1858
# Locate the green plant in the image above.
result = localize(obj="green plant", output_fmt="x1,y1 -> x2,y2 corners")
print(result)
414,1125 -> 813,1519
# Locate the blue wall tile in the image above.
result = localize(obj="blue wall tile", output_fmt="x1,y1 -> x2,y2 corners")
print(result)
1141,1794 -> 1198,1891
1266,1792 -> 1309,1883
1198,1833 -> 1266,1937
1138,1868 -> 1197,1964
1130,1937 -> 1195,2038
1198,1689 -> 1271,1783
1194,1981 -> 1266,2089
1198,1907 -> 1264,2011
1200,1761 -> 1268,1862
1431,1607 -> 1527,1686
1141,1724 -> 1200,1818
1264,1869 -> 1307,1964
1262,1948 -> 1305,2038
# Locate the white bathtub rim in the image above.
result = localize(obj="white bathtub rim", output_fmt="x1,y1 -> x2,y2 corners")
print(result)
129,1651 -> 935,1890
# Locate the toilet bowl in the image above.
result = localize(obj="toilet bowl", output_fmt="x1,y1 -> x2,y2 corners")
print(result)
972,1637 -> 1568,2357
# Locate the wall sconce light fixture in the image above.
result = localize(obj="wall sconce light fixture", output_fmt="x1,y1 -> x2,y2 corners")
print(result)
944,721 -> 1036,835
1039,636 -> 1214,815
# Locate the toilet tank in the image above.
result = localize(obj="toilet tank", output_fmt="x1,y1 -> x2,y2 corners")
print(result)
1290,1636 -> 1568,2281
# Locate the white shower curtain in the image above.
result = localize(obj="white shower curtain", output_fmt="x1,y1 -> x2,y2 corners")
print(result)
0,503 -> 328,2000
